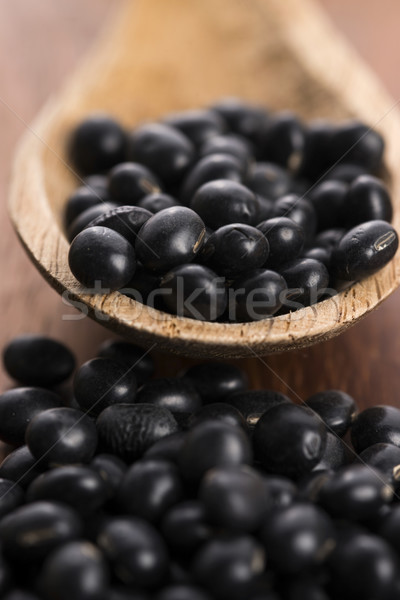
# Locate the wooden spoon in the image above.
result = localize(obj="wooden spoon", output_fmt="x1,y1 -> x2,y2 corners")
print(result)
8,0 -> 400,358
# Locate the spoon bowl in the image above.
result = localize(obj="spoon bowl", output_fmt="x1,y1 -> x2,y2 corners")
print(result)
8,0 -> 400,358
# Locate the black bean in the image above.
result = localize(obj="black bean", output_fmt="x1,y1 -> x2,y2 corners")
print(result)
264,475 -> 297,508
279,578 -> 330,600
83,174 -> 109,193
3,591 -> 40,600
323,162 -> 368,183
108,162 -> 162,205
279,258 -> 329,307
98,340 -> 154,383
96,404 -> 179,462
69,226 -> 136,291
67,202 -> 117,241
108,588 -> 150,600
97,517 -> 168,588
135,206 -> 205,273
305,389 -> 358,437
308,180 -> 347,231
298,120 -> 334,180
188,403 -> 247,431
328,120 -> 385,172
0,478 -> 24,518
257,217 -> 305,268
199,134 -> 254,167
180,154 -> 244,204
376,505 -> 400,554
260,112 -> 306,173
303,247 -> 331,268
137,193 -> 180,213
191,180 -> 259,229
136,378 -> 201,414
210,97 -> 268,146
39,540 -> 109,600
160,264 -> 227,321
192,535 -> 266,600
226,390 -> 291,429
27,466 -> 108,515
200,224 -> 269,277
297,470 -> 333,503
256,194 -> 275,222
178,421 -> 252,485
74,357 -> 137,417
199,465 -> 269,532
154,584 -> 212,600
0,501 -> 82,562
68,115 -> 127,175
143,432 -> 186,463
90,454 -> 127,498
358,443 -> 400,484
164,109 -> 226,146
182,362 -> 247,403
246,162 -> 292,200
351,405 -> 400,453
253,404 -> 327,478
343,174 -> 392,227
314,228 -> 345,250
65,186 -> 105,228
3,335 -> 75,388
260,503 -> 335,573
0,387 -> 62,446
26,407 -> 98,467
122,265 -> 160,305
312,432 -> 348,471
0,445 -> 43,489
229,268 -> 287,321
129,123 -> 195,185
272,194 -> 317,244
161,500 -> 211,555
86,205 -> 152,247
318,464 -> 393,520
117,458 -> 184,522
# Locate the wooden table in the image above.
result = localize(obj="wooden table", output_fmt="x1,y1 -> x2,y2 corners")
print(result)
0,0 -> 399,409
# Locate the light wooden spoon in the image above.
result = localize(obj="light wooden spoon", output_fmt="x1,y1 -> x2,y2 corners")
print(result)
8,0 -> 400,358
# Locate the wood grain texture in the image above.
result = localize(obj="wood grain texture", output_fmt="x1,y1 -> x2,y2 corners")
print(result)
0,0 -> 400,412
7,0 -> 400,359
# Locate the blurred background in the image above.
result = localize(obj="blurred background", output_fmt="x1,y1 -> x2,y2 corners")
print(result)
0,0 -> 399,402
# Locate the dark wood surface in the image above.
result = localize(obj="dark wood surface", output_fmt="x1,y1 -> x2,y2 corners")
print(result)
0,0 -> 399,409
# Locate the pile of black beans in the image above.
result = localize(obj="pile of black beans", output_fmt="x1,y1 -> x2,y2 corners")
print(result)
65,98 -> 398,322
1,334 -> 400,599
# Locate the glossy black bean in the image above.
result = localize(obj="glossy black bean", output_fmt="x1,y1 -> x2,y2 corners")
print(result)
83,174 -> 109,193
296,470 -> 333,503
26,407 -> 98,467
136,378 -> 201,414
67,202 -> 117,241
226,390 -> 291,429
39,540 -> 109,600
358,443 -> 400,484
377,505 -> 400,553
188,403 -> 247,430
328,532 -> 398,600
210,97 -> 268,146
98,339 -> 154,383
90,453 -> 127,498
129,123 -> 195,185
180,154 -> 244,204
264,475 -> 297,508
351,405 -> 400,453
135,206 -> 205,272
261,112 -> 306,172
74,357 -> 137,417
260,502 -> 335,573
312,433 -> 348,471
318,464 -> 393,520
0,445 -> 43,488
298,120 -> 334,180
328,120 -> 385,172
200,465 -> 269,532
123,266 -> 160,305
308,180 -> 347,231
199,134 -> 254,167
314,228 -> 345,251
279,258 -> 329,307
272,195 -> 317,244
96,404 -> 179,462
246,162 -> 292,200
65,186 -> 105,228
201,224 -> 269,277
137,193 -> 180,213
179,421 -> 252,485
160,264 -> 227,321
143,432 -> 186,463
254,403 -> 327,478
161,500 -> 211,555
3,335 -> 75,387
192,180 -> 259,230
229,268 -> 287,322
192,535 -> 266,600
97,516 -> 168,588
108,162 -> 162,205
182,362 -> 247,403
0,501 -> 82,562
343,174 -> 392,227
154,584 -> 211,600
68,114 -> 127,175
86,205 -> 152,247
69,226 -> 136,291
323,162 -> 368,183
0,387 -> 62,446
117,458 -> 183,522
305,389 -> 357,437
256,194 -> 275,222
302,247 -> 331,267
0,478 -> 24,519
27,466 -> 108,515
257,217 -> 305,268
164,109 -> 226,146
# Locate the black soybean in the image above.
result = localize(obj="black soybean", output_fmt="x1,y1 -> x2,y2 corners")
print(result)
86,205 -> 152,247
226,389 -> 291,429
358,443 -> 400,484
261,112 -> 306,172
199,134 -> 253,167
351,405 -> 400,453
0,478 -> 24,519
210,97 -> 268,145
136,378 -> 202,414
246,162 -> 292,200
272,194 -> 317,244
182,362 -> 247,403
164,109 -> 226,146
98,339 -> 154,383
91,453 -> 127,498
343,174 -> 393,226
309,179 -> 348,231
67,202 -> 117,241
65,186 -> 105,227
229,268 -> 287,321
257,217 -> 305,268
137,192 -> 180,213
0,445 -> 44,489
180,154 -> 244,204
305,389 -> 358,437
188,403 -> 247,430
279,258 -> 329,307
328,120 -> 385,172
161,500 -> 211,555
108,162 -> 162,205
